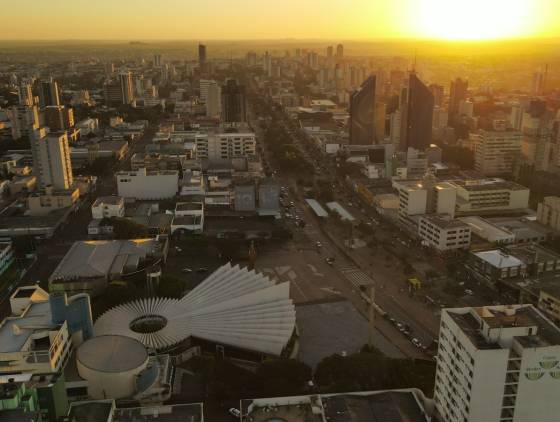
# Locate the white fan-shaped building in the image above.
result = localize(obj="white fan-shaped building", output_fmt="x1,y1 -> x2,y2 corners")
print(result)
94,263 -> 296,356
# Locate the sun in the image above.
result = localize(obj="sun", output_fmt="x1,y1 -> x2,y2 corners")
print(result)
416,0 -> 534,40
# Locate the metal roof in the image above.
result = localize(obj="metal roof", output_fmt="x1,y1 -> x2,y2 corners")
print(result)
305,199 -> 328,218
76,335 -> 148,373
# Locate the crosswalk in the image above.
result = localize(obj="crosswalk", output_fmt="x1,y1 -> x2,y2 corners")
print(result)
337,265 -> 375,290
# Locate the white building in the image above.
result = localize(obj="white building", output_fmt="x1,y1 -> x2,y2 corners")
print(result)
171,201 -> 204,234
116,168 -> 178,200
197,133 -> 256,160
435,304 -> 560,422
418,215 -> 471,252
91,196 -> 125,219
450,179 -> 530,216
394,177 -> 457,228
31,130 -> 73,190
471,129 -> 522,176
76,118 -> 99,136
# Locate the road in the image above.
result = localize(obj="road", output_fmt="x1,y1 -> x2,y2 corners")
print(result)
249,107 -> 438,358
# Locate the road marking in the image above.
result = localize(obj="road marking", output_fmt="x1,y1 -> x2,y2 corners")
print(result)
307,264 -> 325,277
275,265 -> 291,276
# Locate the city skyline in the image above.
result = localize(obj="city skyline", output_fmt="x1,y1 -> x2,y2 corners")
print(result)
1,0 -> 559,41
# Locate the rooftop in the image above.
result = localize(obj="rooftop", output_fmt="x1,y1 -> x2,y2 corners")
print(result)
76,335 -> 148,373
68,400 -> 114,422
92,196 -> 124,207
114,403 -> 203,422
49,239 -> 160,282
421,215 -> 469,230
473,250 -> 524,269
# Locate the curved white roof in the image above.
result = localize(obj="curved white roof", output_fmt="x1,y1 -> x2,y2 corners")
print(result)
77,335 -> 148,372
94,263 -> 296,356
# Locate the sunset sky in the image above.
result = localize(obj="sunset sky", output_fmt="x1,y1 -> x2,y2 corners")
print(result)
2,0 -> 558,41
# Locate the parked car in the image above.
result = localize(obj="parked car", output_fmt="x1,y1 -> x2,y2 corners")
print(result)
228,408 -> 241,418
181,267 -> 193,273
196,267 -> 209,273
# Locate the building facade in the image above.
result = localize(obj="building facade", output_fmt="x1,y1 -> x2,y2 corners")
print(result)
116,168 -> 179,200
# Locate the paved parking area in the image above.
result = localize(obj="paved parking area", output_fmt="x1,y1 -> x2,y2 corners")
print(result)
296,299 -> 404,368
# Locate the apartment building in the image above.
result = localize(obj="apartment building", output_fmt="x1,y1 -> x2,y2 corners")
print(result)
91,196 -> 125,219
471,129 -> 522,176
434,305 -> 560,422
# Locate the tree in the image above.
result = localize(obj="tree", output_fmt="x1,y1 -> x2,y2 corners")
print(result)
156,276 -> 185,298
255,359 -> 312,396
104,217 -> 149,239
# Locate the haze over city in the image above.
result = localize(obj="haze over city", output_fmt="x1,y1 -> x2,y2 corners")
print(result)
1,2 -> 560,422
1,0 -> 560,40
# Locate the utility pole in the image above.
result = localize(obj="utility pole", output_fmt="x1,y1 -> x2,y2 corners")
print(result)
368,283 -> 376,350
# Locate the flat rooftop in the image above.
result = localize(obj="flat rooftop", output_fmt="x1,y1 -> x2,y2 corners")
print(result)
68,401 -> 114,422
114,403 -> 203,422
421,215 -> 469,230
92,196 -> 123,207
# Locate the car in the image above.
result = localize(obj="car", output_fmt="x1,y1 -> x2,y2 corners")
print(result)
228,408 -> 241,418
196,267 -> 209,273
465,289 -> 474,296
174,246 -> 182,252
412,338 -> 422,348
325,257 -> 335,265
181,267 -> 193,273
315,241 -> 323,247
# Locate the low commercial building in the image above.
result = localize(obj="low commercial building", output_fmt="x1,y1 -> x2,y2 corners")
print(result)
459,216 -> 516,245
538,286 -> 560,324
418,215 -> 471,252
451,179 -> 530,216
242,390 -> 433,422
171,201 -> 205,234
468,249 -> 527,284
116,168 -> 179,200
49,238 -> 168,297
27,186 -> 80,217
91,196 -> 125,219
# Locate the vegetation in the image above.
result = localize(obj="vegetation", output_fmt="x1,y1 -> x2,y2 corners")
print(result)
315,349 -> 435,396
156,275 -> 185,298
102,217 -> 149,239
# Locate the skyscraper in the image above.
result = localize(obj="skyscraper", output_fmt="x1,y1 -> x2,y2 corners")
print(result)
9,104 -> 40,140
45,106 -> 74,131
221,79 -> 246,123
118,72 -> 134,105
206,83 -> 221,118
336,43 -> 344,58
198,44 -> 207,69
449,77 -> 469,125
349,75 -> 377,145
40,78 -> 61,107
31,130 -> 73,190
326,45 -> 334,58
154,54 -> 162,67
400,73 -> 434,151
18,83 -> 34,106
429,83 -> 444,107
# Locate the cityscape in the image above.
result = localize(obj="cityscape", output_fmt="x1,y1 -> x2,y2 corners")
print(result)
1,1 -> 560,421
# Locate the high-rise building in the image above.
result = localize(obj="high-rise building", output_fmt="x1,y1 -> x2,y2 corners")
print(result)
326,45 -> 334,58
31,130 -> 73,190
9,104 -> 40,140
349,75 -> 377,145
118,72 -> 134,105
434,304 -> 560,422
206,82 -> 221,118
263,51 -> 272,77
154,54 -> 162,67
471,128 -> 522,176
520,100 -> 552,172
40,78 -> 61,107
246,51 -> 257,67
400,73 -> 434,151
18,83 -> 34,106
198,44 -> 207,69
336,43 -> 344,58
45,105 -> 74,131
449,78 -> 469,124
429,83 -> 444,107
221,79 -> 246,123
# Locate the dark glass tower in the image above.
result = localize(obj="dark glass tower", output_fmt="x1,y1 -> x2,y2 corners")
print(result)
221,79 -> 246,123
401,73 -> 434,151
349,75 -> 376,145
449,77 -> 468,124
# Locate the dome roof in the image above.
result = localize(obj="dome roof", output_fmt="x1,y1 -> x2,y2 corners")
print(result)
77,335 -> 148,372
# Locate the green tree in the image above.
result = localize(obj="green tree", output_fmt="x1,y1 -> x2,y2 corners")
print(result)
255,359 -> 312,396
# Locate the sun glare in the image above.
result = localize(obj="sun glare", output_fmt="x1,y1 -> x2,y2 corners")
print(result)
417,0 -> 533,40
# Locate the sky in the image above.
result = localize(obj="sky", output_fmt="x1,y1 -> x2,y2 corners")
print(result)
1,0 -> 558,41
